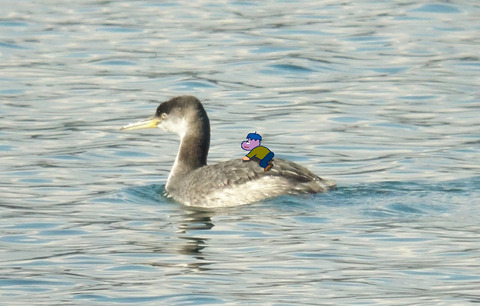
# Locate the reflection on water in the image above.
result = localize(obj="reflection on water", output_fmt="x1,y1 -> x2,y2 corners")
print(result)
176,209 -> 214,258
1,0 -> 479,304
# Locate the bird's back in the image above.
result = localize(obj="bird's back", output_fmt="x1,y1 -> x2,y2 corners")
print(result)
165,158 -> 336,207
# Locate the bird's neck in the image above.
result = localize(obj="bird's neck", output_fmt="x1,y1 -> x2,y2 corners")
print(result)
166,118 -> 210,190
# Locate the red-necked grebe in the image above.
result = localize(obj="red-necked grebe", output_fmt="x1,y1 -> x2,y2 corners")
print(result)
121,95 -> 335,207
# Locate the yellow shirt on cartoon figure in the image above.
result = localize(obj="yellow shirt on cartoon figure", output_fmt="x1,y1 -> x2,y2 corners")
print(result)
246,146 -> 271,160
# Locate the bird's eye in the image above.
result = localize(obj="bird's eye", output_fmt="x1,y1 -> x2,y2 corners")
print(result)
161,113 -> 168,119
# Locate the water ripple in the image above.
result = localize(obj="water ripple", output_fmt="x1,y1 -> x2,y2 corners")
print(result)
1,0 -> 479,304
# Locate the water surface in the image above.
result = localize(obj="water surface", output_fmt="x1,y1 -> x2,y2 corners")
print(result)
1,0 -> 479,304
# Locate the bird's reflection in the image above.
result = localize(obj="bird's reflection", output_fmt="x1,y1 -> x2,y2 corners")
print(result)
175,207 -> 215,264
147,207 -> 216,272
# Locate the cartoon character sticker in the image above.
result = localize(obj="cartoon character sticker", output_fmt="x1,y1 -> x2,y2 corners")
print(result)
241,132 -> 274,172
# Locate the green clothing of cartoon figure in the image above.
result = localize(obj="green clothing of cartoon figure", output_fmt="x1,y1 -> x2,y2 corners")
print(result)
246,146 -> 271,160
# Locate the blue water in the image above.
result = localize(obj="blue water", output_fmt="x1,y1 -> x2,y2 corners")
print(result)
1,0 -> 480,304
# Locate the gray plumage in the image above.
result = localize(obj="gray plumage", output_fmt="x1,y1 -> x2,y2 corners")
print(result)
123,95 -> 336,207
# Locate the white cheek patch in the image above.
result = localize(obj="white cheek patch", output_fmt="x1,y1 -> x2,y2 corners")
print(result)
159,118 -> 188,138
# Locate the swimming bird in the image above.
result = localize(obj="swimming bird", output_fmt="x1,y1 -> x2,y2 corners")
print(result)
121,95 -> 335,207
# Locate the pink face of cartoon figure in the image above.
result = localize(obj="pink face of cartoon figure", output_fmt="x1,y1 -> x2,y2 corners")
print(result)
241,138 -> 260,151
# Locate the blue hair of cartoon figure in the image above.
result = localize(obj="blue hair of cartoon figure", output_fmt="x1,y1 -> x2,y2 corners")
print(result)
246,132 -> 262,142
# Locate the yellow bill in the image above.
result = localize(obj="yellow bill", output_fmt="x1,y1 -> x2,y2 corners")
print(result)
120,117 -> 161,131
